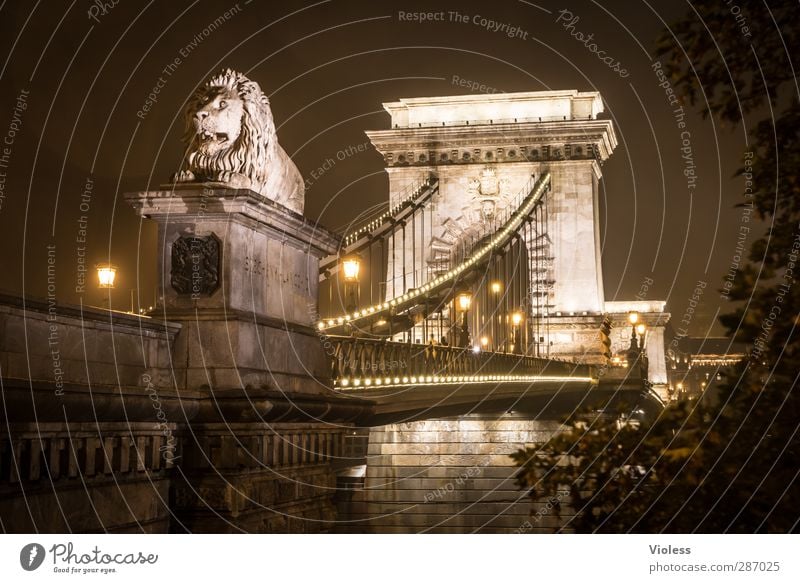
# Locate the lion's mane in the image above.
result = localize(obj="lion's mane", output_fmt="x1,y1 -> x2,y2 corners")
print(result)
177,68 -> 304,213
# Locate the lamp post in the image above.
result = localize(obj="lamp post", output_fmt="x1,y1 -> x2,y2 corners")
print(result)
490,281 -> 501,351
96,263 -> 117,309
635,322 -> 649,378
457,291 -> 472,348
636,323 -> 647,350
342,255 -> 361,314
626,312 -> 639,362
626,312 -> 649,377
511,311 -> 523,354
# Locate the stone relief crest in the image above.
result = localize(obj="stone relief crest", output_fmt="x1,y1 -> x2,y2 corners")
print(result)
426,166 -> 516,274
465,166 -> 513,222
170,234 -> 221,297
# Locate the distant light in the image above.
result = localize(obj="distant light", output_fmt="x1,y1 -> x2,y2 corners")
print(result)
512,312 -> 523,326
480,336 -> 489,347
628,312 -> 639,325
472,345 -> 481,353
491,281 -> 502,294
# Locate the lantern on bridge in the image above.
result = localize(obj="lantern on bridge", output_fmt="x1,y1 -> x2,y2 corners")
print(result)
342,255 -> 361,283
342,255 -> 362,313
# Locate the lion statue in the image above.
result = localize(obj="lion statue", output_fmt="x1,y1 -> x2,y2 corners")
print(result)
171,68 -> 305,214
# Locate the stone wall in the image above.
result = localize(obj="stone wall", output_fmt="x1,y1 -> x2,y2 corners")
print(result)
0,293 -> 180,389
0,290 -> 366,533
337,416 -> 570,533
171,423 -> 346,533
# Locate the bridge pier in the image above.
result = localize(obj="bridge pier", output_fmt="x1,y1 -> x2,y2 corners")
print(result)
122,185 -> 369,533
337,415 -> 572,533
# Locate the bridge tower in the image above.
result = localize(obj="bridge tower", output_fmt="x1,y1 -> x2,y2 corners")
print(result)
366,90 -> 617,362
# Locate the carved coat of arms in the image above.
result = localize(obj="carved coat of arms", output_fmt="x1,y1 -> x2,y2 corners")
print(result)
466,166 -> 513,222
170,234 -> 221,297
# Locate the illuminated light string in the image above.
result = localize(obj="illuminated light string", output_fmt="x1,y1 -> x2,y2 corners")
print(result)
343,176 -> 435,247
318,172 -> 551,331
335,373 -> 595,389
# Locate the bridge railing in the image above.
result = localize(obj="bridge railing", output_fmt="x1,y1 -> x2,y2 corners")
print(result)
329,337 -> 593,388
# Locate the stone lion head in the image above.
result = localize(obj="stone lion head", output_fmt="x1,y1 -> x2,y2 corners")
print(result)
173,68 -> 304,214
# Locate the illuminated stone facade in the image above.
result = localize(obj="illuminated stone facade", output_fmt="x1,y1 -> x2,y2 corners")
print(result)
366,90 -> 671,382
367,90 -> 614,314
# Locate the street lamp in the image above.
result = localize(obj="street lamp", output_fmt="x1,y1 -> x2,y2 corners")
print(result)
342,255 -> 361,313
456,291 -> 472,348
480,336 -> 489,350
626,313 -> 648,378
626,312 -> 640,365
96,263 -> 117,309
96,263 -> 117,288
489,281 -> 502,353
342,255 -> 361,283
636,323 -> 647,372
457,292 -> 472,311
511,311 -> 523,354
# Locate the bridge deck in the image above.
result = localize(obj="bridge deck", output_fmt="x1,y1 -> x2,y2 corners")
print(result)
342,375 -> 662,425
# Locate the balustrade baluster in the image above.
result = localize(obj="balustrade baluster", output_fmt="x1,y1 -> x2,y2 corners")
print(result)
356,342 -> 365,379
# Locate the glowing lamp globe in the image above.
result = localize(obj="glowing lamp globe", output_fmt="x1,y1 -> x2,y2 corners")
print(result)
342,256 -> 361,283
96,264 -> 117,289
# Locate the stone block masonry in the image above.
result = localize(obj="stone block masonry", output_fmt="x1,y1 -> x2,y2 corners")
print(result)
336,416 -> 571,533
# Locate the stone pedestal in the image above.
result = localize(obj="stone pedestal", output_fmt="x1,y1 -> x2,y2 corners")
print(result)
121,184 -> 366,533
126,185 -> 339,394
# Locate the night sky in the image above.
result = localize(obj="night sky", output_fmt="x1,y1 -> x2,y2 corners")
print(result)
0,0 -> 753,335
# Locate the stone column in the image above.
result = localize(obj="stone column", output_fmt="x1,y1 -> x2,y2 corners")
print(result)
547,161 -> 605,313
645,326 -> 669,399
